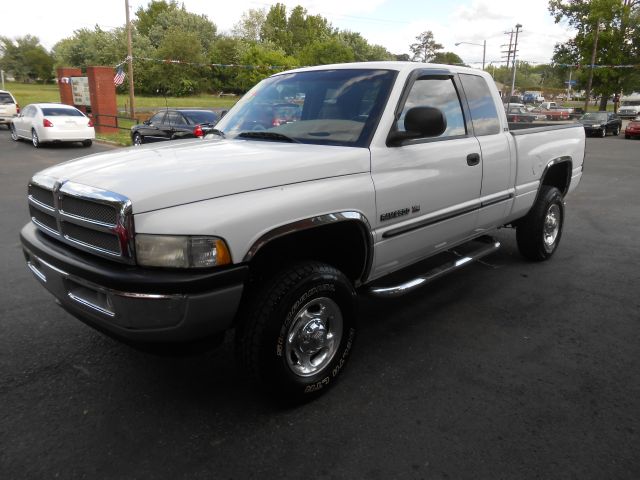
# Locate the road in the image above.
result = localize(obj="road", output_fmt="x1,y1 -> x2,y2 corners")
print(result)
1,127 -> 639,479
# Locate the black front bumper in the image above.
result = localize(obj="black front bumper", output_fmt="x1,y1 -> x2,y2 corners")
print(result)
20,223 -> 248,343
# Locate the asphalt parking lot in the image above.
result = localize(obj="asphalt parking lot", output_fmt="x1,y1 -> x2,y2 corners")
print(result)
1,126 -> 639,479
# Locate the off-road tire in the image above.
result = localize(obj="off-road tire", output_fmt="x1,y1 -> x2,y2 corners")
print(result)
516,186 -> 564,261
236,261 -> 357,402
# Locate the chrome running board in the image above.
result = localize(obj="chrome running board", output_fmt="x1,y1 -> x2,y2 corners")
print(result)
368,236 -> 500,298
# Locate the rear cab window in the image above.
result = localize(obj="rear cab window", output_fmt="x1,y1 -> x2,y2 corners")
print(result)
459,74 -> 501,136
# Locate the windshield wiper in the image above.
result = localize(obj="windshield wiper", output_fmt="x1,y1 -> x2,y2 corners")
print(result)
237,131 -> 300,143
207,128 -> 225,138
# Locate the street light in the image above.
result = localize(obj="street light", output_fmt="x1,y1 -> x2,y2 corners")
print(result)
455,40 -> 486,70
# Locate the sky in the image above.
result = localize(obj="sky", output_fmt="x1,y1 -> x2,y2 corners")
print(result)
3,0 -> 576,68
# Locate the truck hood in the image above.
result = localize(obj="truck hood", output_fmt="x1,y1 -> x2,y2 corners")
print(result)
38,139 -> 371,213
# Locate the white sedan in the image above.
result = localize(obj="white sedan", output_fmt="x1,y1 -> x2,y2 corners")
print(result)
10,103 -> 95,148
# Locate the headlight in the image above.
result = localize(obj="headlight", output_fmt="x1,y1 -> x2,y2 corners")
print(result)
135,235 -> 231,268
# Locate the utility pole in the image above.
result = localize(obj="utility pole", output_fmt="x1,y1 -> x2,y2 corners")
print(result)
501,29 -> 515,101
125,0 -> 135,118
508,24 -> 522,107
584,20 -> 600,113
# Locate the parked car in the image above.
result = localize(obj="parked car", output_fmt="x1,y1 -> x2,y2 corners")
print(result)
131,109 -> 220,145
578,112 -> 622,137
10,103 -> 94,147
624,117 -> 640,139
531,107 -> 570,121
506,106 -> 536,123
0,89 -> 19,129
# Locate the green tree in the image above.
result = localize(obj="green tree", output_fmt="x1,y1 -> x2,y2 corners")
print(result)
549,0 -> 640,109
135,0 -> 180,37
299,38 -> 355,66
337,31 -> 393,61
431,51 -> 465,65
0,35 -> 55,82
146,8 -> 217,53
235,43 -> 298,91
232,8 -> 266,42
261,3 -> 291,54
409,31 -> 443,62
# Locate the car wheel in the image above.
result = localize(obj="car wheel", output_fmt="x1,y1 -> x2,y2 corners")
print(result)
600,128 -> 606,138
10,124 -> 19,141
236,261 -> 357,402
31,129 -> 40,148
82,139 -> 92,147
612,126 -> 620,136
516,185 -> 564,262
133,133 -> 143,146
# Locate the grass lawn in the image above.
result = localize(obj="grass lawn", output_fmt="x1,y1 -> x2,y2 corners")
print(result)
4,81 -> 238,146
3,81 -> 238,113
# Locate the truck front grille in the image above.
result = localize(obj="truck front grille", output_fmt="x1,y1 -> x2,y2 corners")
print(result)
27,176 -> 134,264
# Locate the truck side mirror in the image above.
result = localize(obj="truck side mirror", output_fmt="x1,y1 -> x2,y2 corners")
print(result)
387,106 -> 447,146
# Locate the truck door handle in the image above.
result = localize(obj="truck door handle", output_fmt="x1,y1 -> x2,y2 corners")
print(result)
467,153 -> 480,166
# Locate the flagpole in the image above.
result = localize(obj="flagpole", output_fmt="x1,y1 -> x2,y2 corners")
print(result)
125,0 -> 135,118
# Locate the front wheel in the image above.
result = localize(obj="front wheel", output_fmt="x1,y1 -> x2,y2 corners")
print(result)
132,133 -> 143,146
10,124 -> 19,141
236,261 -> 357,402
516,186 -> 564,261
600,128 -> 606,138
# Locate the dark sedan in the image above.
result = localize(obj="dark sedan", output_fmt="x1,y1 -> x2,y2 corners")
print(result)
578,112 -> 622,137
131,109 -> 220,145
506,106 -> 536,123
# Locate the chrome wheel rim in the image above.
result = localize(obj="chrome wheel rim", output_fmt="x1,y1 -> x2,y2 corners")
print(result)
10,125 -> 17,141
543,204 -> 561,251
285,296 -> 343,377
32,131 -> 39,147
133,134 -> 142,146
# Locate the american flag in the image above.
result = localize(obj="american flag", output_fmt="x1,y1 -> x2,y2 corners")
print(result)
113,66 -> 126,86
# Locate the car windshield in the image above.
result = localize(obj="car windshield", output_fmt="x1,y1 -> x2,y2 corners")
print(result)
214,69 -> 397,147
42,107 -> 85,117
183,110 -> 218,124
582,112 -> 607,121
0,93 -> 15,104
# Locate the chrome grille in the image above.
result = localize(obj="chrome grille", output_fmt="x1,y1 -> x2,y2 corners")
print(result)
27,175 -> 134,264
29,205 -> 58,232
60,195 -> 118,225
62,222 -> 121,254
29,184 -> 55,208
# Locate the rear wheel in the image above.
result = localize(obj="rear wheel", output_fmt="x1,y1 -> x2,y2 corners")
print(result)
612,126 -> 620,136
82,139 -> 92,147
31,129 -> 40,148
516,186 -> 564,261
236,261 -> 357,402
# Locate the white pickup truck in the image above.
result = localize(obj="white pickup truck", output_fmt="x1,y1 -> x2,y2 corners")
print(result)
21,62 -> 585,400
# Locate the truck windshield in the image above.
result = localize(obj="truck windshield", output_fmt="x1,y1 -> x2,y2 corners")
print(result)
214,69 -> 397,148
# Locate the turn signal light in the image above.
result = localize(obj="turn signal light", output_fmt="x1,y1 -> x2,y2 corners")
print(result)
43,118 -> 54,127
88,120 -> 94,127
193,124 -> 204,137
